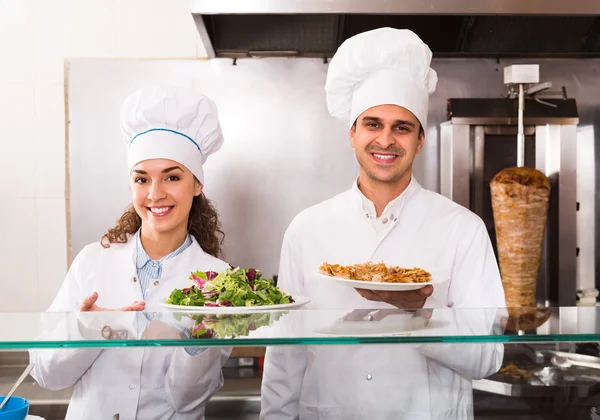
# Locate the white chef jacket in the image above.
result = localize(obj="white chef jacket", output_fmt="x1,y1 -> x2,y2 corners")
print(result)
261,177 -> 506,420
29,233 -> 232,420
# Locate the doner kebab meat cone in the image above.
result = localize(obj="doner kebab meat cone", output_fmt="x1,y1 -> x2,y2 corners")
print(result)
490,168 -> 550,308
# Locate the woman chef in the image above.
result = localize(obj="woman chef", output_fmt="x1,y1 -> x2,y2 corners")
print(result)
29,86 -> 231,420
260,28 -> 506,419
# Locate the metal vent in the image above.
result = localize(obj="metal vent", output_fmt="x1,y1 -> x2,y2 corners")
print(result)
467,16 -> 598,54
342,15 -> 465,53
197,14 -> 600,58
205,15 -> 340,57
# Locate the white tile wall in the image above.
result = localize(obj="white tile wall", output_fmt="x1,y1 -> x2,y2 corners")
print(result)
1,0 -> 205,311
115,0 -> 198,58
34,83 -> 66,199
34,56 -> 65,85
0,84 -> 36,199
32,0 -> 71,62
35,198 -> 67,310
0,84 -> 35,156
0,0 -> 27,25
69,0 -> 116,58
0,199 -> 38,312
0,0 -> 34,83
1,151 -> 37,199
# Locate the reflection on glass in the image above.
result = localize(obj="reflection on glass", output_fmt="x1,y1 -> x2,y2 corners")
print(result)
503,307 -> 552,332
178,312 -> 286,339
2,306 -> 600,347
261,307 -> 504,419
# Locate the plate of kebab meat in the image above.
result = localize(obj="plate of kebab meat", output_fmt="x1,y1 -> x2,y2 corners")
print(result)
316,262 -> 449,291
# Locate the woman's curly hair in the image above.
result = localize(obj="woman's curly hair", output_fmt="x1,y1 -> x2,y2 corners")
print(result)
100,192 -> 225,259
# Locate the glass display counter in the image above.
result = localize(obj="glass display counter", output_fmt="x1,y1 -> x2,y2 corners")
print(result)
1,306 -> 600,419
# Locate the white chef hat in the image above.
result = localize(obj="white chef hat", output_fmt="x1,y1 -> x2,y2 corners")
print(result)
325,27 -> 438,131
120,86 -> 224,184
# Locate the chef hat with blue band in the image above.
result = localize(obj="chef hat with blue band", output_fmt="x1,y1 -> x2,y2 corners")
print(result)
120,86 -> 224,184
325,27 -> 438,131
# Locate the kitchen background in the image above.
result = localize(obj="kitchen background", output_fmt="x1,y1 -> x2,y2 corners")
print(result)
2,0 -> 600,313
67,58 -> 597,294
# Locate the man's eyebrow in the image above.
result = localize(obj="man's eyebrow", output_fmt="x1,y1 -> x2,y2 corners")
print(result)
393,120 -> 416,127
362,116 -> 416,127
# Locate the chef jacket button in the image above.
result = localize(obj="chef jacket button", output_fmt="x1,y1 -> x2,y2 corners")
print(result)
129,384 -> 136,390
152,262 -> 158,268
394,218 -> 398,222
366,214 -> 370,218
382,218 -> 388,224
153,280 -> 159,286
132,276 -> 137,283
366,374 -> 372,380
447,301 -> 454,308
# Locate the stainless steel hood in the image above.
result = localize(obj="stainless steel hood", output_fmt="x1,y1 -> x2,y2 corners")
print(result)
190,0 -> 600,58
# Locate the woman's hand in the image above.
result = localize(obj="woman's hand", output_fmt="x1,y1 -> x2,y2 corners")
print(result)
141,320 -> 186,340
79,291 -> 145,312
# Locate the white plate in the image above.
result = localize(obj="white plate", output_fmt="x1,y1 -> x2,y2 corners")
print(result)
315,270 -> 449,291
313,315 -> 450,337
158,295 -> 311,314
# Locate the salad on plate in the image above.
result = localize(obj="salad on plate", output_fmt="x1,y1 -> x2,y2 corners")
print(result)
166,267 -> 294,308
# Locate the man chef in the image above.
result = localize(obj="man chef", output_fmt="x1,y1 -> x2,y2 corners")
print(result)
260,28 -> 506,419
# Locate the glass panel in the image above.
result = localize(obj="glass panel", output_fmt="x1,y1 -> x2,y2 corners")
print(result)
1,306 -> 599,349
8,341 -> 600,419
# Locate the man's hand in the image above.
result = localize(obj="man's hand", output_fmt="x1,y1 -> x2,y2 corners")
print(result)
79,291 -> 146,312
355,285 -> 434,309
343,308 -> 434,322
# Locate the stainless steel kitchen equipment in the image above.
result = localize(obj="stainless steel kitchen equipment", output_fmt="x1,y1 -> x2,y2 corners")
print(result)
439,70 -> 581,307
190,0 -> 600,60
472,343 -> 600,419
473,344 -> 600,398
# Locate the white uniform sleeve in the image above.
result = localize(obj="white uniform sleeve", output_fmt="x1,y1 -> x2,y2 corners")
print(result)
448,218 -> 506,309
164,347 -> 231,412
260,226 -> 307,420
419,219 -> 505,379
29,249 -> 103,390
417,309 -> 505,380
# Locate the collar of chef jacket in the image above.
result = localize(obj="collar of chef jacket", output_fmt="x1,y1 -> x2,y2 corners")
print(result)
352,174 -> 418,232
134,229 -> 193,270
